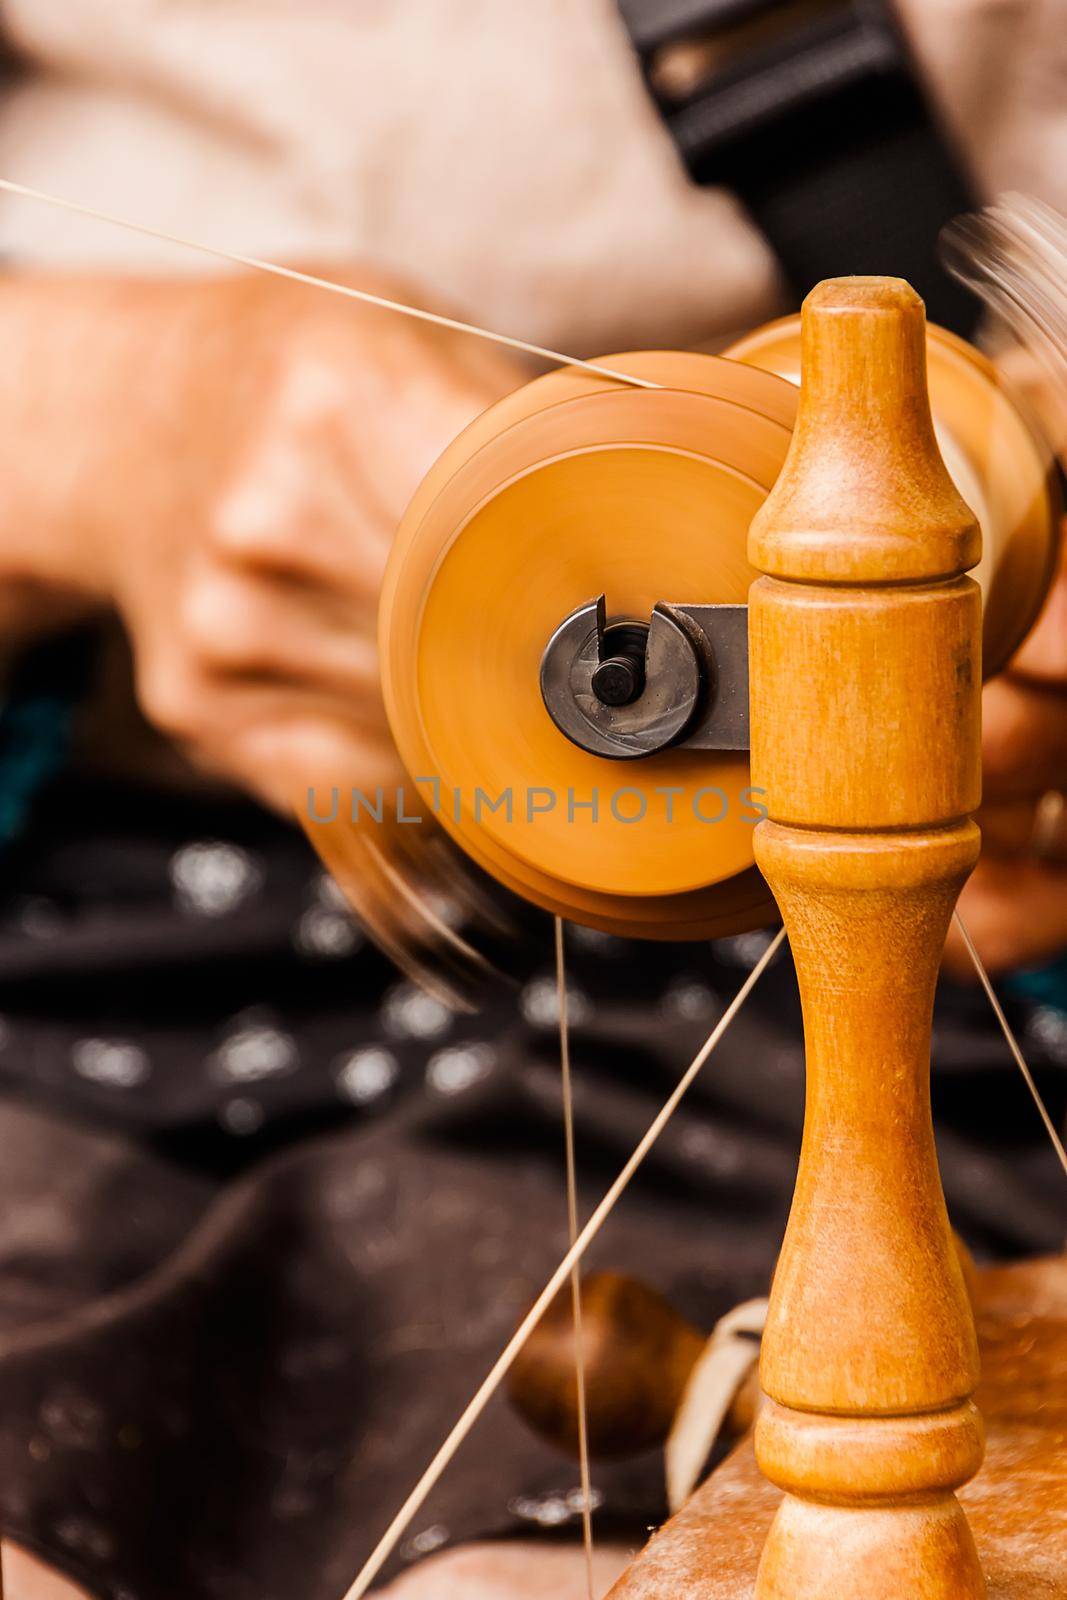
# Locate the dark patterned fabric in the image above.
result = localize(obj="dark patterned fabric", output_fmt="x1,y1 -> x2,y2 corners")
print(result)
0,772 -> 1063,1598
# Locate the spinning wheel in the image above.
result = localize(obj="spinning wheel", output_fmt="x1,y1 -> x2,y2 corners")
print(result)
381,350 -> 792,939
377,315 -> 1057,943
368,276 -> 1065,1600
1,173 -> 1065,1600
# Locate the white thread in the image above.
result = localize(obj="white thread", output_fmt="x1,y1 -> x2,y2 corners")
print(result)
954,910 -> 1067,1180
0,177 -> 659,391
555,915 -> 595,1600
340,926 -> 785,1599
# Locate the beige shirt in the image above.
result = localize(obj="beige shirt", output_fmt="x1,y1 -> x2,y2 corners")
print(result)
0,0 -> 1062,354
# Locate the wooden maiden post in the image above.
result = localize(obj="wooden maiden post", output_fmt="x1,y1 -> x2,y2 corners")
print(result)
748,279 -> 987,1597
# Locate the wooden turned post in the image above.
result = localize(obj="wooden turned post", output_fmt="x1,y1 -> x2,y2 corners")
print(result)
748,279 -> 987,1599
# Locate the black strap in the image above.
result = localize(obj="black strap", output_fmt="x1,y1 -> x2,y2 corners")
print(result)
619,0 -> 980,337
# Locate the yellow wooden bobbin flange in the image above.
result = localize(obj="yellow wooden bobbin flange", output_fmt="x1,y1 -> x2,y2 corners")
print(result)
378,333 -> 1059,941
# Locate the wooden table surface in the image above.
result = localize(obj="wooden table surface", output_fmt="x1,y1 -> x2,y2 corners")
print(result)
609,1256 -> 1067,1600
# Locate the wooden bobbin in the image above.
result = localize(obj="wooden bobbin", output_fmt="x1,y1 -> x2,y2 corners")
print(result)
748,279 -> 986,1599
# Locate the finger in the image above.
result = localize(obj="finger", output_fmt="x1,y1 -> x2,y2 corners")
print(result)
974,797 -> 1040,855
1007,524 -> 1067,684
134,637 -> 394,799
178,564 -> 380,698
2,1539 -> 96,1599
211,324 -> 515,591
1030,789 -> 1067,862
220,707 -> 402,818
378,1540 -> 632,1600
981,675 -> 1067,798
945,854 -> 1067,976
210,437 -> 393,594
975,795 -> 1067,861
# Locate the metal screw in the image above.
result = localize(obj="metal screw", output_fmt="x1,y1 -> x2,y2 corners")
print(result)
591,656 -> 641,705
591,624 -> 648,707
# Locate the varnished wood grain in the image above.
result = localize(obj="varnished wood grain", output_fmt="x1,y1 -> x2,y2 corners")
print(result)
747,279 -> 986,1596
608,1257 -> 1067,1600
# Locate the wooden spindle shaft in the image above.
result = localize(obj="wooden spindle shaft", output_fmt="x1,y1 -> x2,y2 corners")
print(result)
748,279 -> 987,1598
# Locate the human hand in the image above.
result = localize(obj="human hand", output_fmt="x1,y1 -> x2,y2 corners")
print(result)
1,1540 -> 95,1599
114,275 -> 521,812
946,531 -> 1067,975
377,1540 -> 631,1600
0,271 -> 520,813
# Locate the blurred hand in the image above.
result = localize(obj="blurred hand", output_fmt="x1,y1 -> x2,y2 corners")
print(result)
0,271 -> 520,813
946,531 -> 1067,976
2,1541 -> 94,1599
378,1540 -> 630,1600
114,276 -> 520,813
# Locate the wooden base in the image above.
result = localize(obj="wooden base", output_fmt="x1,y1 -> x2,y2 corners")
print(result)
608,1257 -> 1067,1600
